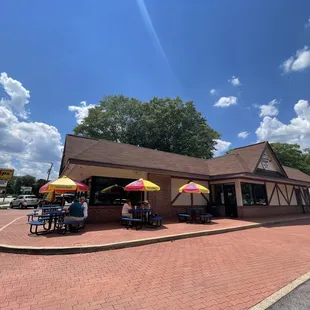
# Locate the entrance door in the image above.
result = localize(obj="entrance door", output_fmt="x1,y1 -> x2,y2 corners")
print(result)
223,184 -> 238,218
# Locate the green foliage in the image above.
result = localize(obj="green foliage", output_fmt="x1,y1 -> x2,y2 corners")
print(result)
73,95 -> 220,159
6,176 -> 47,195
271,143 -> 310,175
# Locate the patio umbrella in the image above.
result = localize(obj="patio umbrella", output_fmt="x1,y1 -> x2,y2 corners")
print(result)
101,184 -> 123,193
178,182 -> 210,207
39,176 -> 88,193
124,178 -> 160,204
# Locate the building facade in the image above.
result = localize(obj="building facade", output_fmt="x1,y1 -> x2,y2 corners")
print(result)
60,135 -> 310,222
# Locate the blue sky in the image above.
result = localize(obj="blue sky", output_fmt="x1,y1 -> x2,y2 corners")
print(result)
1,0 -> 310,178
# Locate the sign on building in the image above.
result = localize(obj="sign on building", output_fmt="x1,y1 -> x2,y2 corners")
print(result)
0,169 -> 14,180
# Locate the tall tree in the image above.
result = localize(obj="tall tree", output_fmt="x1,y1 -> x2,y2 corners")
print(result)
271,143 -> 310,175
73,95 -> 220,159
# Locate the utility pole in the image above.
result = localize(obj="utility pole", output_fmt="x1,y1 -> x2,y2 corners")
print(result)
47,163 -> 53,181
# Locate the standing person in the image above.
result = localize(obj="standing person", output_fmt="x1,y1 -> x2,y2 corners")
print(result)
80,196 -> 88,220
122,199 -> 132,218
143,200 -> 151,223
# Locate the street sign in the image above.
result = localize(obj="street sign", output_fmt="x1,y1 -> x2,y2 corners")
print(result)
0,180 -> 8,187
21,186 -> 32,193
0,169 -> 14,180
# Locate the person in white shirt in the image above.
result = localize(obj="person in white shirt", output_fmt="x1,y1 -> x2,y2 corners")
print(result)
80,196 -> 88,219
122,199 -> 132,218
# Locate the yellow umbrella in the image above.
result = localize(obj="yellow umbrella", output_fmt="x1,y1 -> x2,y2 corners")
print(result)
178,182 -> 210,207
101,184 -> 123,193
39,176 -> 88,193
125,179 -> 160,204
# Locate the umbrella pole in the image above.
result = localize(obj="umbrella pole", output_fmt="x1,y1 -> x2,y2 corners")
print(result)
191,193 -> 193,208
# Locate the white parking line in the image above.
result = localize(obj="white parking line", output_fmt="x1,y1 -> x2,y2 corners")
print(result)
0,216 -> 23,232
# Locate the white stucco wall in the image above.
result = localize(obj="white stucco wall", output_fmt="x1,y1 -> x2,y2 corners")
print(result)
257,148 -> 282,173
278,184 -> 288,205
287,185 -> 297,205
266,182 -> 278,205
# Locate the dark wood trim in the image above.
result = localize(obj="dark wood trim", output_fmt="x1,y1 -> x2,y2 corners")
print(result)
67,159 -> 209,180
285,184 -> 290,205
210,174 -> 310,187
171,193 -> 181,205
300,187 -> 306,205
64,159 -> 310,187
276,184 -> 281,205
201,193 -> 209,202
289,185 -> 296,204
277,184 -> 289,205
268,184 -> 277,205
171,179 -> 192,205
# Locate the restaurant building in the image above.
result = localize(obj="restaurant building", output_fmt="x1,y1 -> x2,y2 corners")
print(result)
60,134 -> 310,222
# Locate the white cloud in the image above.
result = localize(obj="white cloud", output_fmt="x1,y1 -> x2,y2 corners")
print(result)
0,72 -> 30,119
228,76 -> 241,86
256,99 -> 279,118
68,101 -> 96,124
281,46 -> 310,73
237,131 -> 249,139
256,99 -> 310,149
0,72 -> 62,179
213,139 -> 231,157
214,96 -> 237,107
305,17 -> 310,28
210,89 -> 218,95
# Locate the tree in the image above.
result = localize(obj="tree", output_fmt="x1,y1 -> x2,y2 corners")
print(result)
6,175 -> 36,195
271,143 -> 310,175
73,95 -> 220,159
33,179 -> 48,196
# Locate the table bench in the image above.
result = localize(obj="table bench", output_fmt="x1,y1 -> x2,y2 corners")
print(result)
28,220 -> 45,235
148,216 -> 164,228
177,213 -> 192,223
199,213 -> 213,224
57,220 -> 85,235
121,217 -> 143,230
27,213 -> 38,221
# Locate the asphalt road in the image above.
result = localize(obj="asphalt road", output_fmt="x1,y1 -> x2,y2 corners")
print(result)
269,280 -> 310,309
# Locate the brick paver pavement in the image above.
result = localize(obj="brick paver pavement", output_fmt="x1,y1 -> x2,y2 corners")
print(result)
0,209 -> 26,230
1,209 -> 308,248
1,219 -> 310,310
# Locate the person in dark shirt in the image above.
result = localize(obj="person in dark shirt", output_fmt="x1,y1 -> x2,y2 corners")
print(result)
65,199 -> 84,222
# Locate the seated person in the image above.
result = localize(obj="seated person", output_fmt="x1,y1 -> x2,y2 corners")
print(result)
143,200 -> 151,209
121,199 -> 132,218
65,199 -> 85,224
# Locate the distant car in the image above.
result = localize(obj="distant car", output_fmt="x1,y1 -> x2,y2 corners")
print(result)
10,195 -> 39,209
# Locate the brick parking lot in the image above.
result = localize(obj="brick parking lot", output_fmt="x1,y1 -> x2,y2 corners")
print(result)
1,219 -> 310,310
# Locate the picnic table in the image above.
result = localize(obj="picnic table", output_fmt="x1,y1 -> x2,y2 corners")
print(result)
178,207 -> 213,224
130,209 -> 152,224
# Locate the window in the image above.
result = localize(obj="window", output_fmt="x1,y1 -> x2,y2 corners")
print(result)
90,177 -> 141,206
241,183 -> 267,206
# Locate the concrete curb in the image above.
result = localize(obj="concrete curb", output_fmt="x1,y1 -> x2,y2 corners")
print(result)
249,271 -> 310,310
1,216 -> 310,255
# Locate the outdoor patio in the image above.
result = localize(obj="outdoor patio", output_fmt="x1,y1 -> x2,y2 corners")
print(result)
1,210 -> 309,250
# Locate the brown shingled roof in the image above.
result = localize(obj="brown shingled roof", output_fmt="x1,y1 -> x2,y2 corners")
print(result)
61,135 -> 310,184
206,154 -> 248,176
61,135 -> 210,177
230,142 -> 267,172
283,166 -> 310,182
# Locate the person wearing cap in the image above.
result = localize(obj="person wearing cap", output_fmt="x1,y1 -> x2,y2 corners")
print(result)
80,196 -> 88,219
